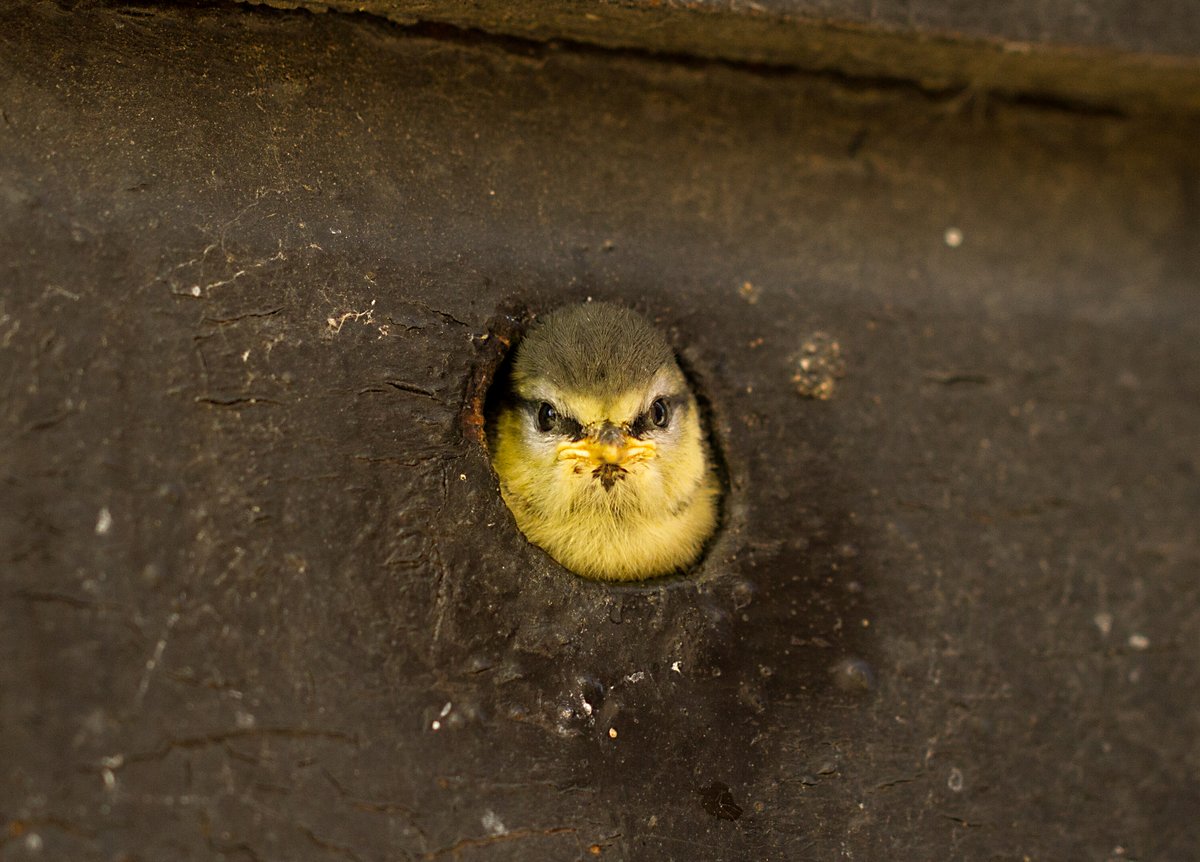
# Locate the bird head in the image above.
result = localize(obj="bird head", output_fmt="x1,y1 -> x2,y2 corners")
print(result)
490,303 -> 708,517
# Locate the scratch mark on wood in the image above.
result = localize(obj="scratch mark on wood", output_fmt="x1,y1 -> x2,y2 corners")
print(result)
299,825 -> 367,862
22,410 -> 74,433
428,541 -> 452,661
923,371 -> 992,385
401,299 -> 471,329
134,611 -> 181,708
423,826 -> 578,859
384,380 -> 439,399
939,813 -> 986,828
115,726 -> 360,766
13,589 -> 96,609
352,453 -> 445,469
195,395 -> 280,408
12,589 -> 122,612
198,806 -> 262,860
321,768 -> 428,841
202,306 -> 285,326
874,775 -> 919,790
434,774 -> 600,796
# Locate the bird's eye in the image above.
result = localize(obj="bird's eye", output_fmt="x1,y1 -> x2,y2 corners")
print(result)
651,398 -> 670,428
536,401 -> 558,433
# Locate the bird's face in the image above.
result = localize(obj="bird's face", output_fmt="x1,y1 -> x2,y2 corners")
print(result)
507,363 -> 702,515
488,302 -> 718,580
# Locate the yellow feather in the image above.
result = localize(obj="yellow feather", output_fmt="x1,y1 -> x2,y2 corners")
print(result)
490,390 -> 719,581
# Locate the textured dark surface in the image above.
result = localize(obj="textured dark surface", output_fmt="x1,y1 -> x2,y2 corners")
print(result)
248,0 -> 1200,54
247,0 -> 1200,116
2,2 -> 1199,860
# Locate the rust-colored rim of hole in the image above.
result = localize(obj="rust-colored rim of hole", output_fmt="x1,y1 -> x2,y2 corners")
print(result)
460,303 -> 536,449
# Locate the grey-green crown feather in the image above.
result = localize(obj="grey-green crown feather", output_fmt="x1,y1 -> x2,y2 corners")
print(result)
512,303 -> 677,398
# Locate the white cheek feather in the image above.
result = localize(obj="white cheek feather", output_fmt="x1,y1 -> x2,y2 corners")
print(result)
522,422 -> 561,466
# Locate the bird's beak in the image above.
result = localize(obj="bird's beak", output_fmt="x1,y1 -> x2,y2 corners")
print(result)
556,422 -> 656,467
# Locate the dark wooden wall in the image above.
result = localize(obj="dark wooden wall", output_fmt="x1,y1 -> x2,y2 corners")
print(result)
2,2 -> 1198,859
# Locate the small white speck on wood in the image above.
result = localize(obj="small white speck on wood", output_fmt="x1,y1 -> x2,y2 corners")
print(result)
481,810 -> 506,836
947,767 -> 964,792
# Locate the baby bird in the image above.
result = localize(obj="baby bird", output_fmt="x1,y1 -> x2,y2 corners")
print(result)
488,303 -> 720,581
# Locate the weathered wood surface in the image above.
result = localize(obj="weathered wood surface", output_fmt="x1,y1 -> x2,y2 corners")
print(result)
246,0 -> 1200,115
2,2 -> 1198,859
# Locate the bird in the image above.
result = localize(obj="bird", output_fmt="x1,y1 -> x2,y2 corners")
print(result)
488,302 -> 720,581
